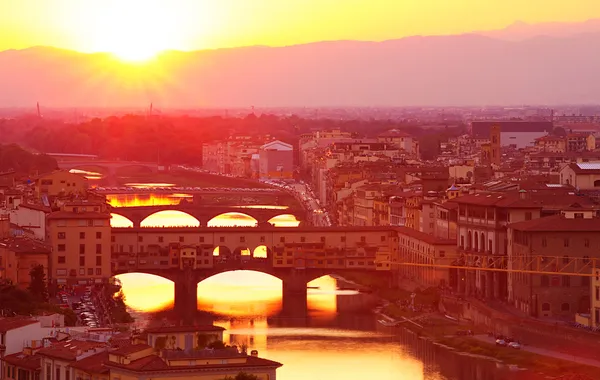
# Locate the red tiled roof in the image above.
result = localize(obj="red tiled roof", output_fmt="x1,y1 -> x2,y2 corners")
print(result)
452,191 -> 593,209
0,318 -> 38,333
3,353 -> 41,370
105,354 -> 282,373
145,325 -> 225,334
69,352 -> 109,374
509,214 -> 600,232
47,211 -> 110,220
37,340 -> 107,361
18,203 -> 52,213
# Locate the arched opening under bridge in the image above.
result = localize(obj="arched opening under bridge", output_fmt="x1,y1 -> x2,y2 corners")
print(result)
110,213 -> 134,228
207,212 -> 258,227
267,214 -> 301,227
141,210 -> 200,227
115,273 -> 174,312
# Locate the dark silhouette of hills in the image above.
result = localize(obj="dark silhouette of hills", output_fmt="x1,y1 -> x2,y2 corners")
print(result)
1,29 -> 599,108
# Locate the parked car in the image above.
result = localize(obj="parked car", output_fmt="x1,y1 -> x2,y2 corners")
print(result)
508,342 -> 521,349
495,339 -> 507,347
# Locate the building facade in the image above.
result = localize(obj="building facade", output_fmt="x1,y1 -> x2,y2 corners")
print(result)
258,140 -> 294,180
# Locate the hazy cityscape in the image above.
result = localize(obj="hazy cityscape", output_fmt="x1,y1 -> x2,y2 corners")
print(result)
2,2 -> 600,380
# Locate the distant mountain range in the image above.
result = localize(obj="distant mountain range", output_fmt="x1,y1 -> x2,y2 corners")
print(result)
1,19 -> 599,108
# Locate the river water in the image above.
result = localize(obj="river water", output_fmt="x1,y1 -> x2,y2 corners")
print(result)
109,192 -> 536,380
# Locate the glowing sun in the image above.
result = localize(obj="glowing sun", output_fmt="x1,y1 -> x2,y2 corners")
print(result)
91,0 -> 183,62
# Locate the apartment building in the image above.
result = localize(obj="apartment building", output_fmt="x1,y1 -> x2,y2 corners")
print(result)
34,171 -> 88,200
508,208 -> 600,318
0,237 -> 50,289
46,201 -> 111,288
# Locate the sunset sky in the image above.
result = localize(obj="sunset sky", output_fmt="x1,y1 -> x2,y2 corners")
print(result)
1,0 -> 599,59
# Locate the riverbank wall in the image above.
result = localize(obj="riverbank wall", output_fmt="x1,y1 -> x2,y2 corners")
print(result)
441,296 -> 600,361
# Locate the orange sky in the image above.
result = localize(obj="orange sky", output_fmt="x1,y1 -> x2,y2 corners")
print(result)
1,0 -> 599,60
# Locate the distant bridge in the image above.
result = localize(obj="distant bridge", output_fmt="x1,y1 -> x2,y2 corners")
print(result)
56,160 -> 160,176
94,188 -> 286,197
111,204 -> 307,227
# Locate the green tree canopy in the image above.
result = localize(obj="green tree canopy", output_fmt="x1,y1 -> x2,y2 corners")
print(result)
28,265 -> 49,303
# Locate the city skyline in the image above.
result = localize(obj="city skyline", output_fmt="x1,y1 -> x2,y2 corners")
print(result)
1,0 -> 600,61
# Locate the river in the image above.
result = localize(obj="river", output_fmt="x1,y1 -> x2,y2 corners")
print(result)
109,192 -> 536,380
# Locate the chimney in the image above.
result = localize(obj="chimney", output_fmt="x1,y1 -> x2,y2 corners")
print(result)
250,350 -> 258,357
519,190 -> 528,200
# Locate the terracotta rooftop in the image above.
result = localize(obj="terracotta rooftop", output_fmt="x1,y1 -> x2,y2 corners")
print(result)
69,352 -> 109,374
18,203 -> 52,213
0,238 -> 51,255
509,214 -> 600,232
144,325 -> 225,334
452,191 -> 595,209
106,353 -> 282,373
3,352 -> 41,370
36,340 -> 107,361
0,318 -> 38,333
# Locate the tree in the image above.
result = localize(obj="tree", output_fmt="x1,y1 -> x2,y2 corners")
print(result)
221,373 -> 260,380
207,340 -> 228,349
28,265 -> 49,303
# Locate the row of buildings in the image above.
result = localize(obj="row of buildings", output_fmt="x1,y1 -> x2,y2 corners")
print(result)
202,136 -> 294,180
299,122 -> 600,327
0,318 -> 281,380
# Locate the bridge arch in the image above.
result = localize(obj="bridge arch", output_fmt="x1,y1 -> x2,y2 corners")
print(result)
267,214 -> 301,227
110,213 -> 134,228
113,272 -> 175,312
206,212 -> 258,227
141,210 -> 200,227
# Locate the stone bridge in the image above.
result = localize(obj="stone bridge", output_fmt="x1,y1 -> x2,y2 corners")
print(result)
57,160 -> 160,177
111,204 -> 307,227
112,260 -> 387,318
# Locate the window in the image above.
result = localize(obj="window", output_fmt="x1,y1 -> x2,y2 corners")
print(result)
380,236 -> 386,242
79,244 -> 85,254
561,303 -> 570,312
220,237 -> 225,243
96,232 -> 102,239
79,268 -> 85,275
360,236 -> 366,243
321,236 -> 326,243
596,286 -> 599,301
79,232 -> 85,239
525,212 -> 532,220
583,255 -> 590,264
541,238 -> 547,247
96,244 -> 102,254
46,364 -> 51,380
58,232 -> 66,239
55,366 -> 61,380
96,256 -> 102,266
561,276 -> 570,287
199,237 -> 205,243
79,256 -> 85,266
280,237 -> 285,243
240,237 -> 245,243
300,236 -> 306,242
138,236 -> 143,242
58,256 -> 66,264
179,236 -> 184,243
541,302 -> 550,311
564,238 -> 569,247
574,213 -> 584,219
158,236 -> 164,243
585,239 -> 590,248
540,275 -> 549,287
57,244 -> 66,252
95,268 -> 101,275
87,268 -> 93,275
65,369 -> 69,380
439,250 -> 445,258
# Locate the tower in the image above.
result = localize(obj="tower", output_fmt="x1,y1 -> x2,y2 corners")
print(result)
490,125 -> 501,166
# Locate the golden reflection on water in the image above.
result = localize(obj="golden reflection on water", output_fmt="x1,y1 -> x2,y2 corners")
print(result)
124,183 -> 176,188
267,214 -> 300,227
107,193 -> 189,207
69,169 -> 104,179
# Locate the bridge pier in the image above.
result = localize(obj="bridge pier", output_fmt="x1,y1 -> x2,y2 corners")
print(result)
281,271 -> 308,317
173,270 -> 199,322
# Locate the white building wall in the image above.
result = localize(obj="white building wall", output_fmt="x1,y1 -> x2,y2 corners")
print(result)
9,207 -> 46,240
500,132 -> 548,149
5,321 -> 45,355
